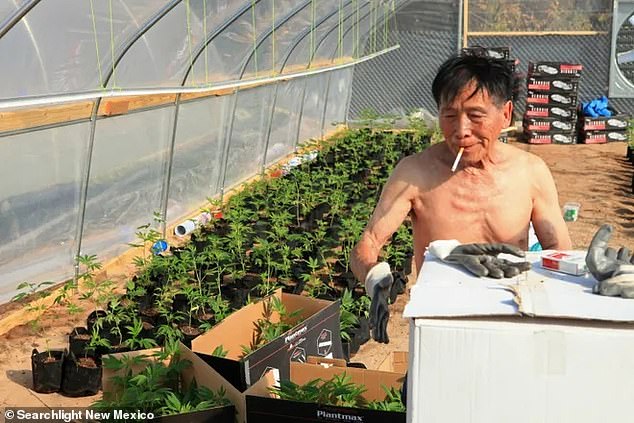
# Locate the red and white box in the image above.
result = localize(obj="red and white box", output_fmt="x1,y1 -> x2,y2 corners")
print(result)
581,130 -> 629,144
528,62 -> 583,78
541,251 -> 588,276
526,91 -> 578,107
582,114 -> 630,131
524,131 -> 577,145
527,77 -> 579,93
523,117 -> 575,132
525,104 -> 577,119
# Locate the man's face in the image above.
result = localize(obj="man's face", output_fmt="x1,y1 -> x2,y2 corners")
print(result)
438,81 -> 512,165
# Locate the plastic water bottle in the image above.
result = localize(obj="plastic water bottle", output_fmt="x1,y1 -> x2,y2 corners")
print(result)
151,239 -> 168,255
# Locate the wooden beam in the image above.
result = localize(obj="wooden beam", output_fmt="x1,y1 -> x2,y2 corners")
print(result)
463,0 -> 469,48
0,101 -> 93,132
0,57 -> 356,135
467,30 -> 607,37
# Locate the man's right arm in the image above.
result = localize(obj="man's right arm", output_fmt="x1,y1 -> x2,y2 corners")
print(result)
351,157 -> 416,284
529,155 -> 572,250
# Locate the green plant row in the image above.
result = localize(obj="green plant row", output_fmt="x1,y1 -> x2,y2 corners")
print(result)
269,373 -> 405,412
14,124 -> 432,356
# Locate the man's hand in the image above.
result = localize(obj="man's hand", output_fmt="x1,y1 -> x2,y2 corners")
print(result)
586,224 -> 634,298
430,240 -> 532,278
365,262 -> 393,344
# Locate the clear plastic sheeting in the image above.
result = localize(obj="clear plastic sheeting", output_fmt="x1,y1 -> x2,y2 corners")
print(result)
0,0 -> 29,27
315,0 -> 384,66
283,0 -> 362,72
110,2 -> 195,89
265,79 -> 304,165
166,95 -> 229,224
223,85 -> 275,189
187,0 -> 283,85
243,0 -> 340,76
0,0 -> 163,99
323,68 -> 352,131
0,0 -> 405,302
0,123 -> 90,303
298,73 -> 327,143
81,108 -> 175,259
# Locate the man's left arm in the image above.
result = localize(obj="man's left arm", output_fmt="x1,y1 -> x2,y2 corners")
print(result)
529,156 -> 572,250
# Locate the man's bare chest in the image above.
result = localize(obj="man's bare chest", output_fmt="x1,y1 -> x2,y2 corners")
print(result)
413,179 -> 533,243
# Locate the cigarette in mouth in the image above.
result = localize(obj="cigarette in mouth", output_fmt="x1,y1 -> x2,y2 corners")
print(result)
451,147 -> 464,172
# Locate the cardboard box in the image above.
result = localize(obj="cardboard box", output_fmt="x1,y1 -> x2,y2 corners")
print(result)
528,61 -> 583,78
582,114 -> 630,131
524,104 -> 577,119
403,253 -> 634,423
581,130 -> 630,144
377,351 -> 408,375
526,91 -> 578,107
245,357 -> 406,423
524,131 -> 577,145
527,77 -> 579,93
102,343 -> 244,423
192,290 -> 343,391
523,117 -> 575,132
541,251 -> 587,275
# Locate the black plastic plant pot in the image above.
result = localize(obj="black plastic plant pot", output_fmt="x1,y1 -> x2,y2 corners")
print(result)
171,293 -> 189,314
139,319 -> 156,340
86,310 -> 107,332
179,324 -> 202,349
61,353 -> 102,397
68,327 -> 91,356
140,307 -> 161,326
31,349 -> 65,393
138,290 -> 158,311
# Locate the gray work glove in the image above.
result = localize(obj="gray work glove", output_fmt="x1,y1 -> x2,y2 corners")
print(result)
586,224 -> 634,298
429,239 -> 532,278
365,262 -> 393,344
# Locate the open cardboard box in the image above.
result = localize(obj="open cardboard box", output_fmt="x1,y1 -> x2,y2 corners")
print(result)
192,289 -> 343,391
102,343 -> 244,423
245,356 -> 406,423
403,252 -> 634,423
377,351 -> 408,375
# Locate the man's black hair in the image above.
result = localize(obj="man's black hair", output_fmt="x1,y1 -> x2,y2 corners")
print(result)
431,47 -> 515,108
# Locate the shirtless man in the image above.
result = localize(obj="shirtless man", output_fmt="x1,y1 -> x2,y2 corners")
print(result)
351,50 -> 572,343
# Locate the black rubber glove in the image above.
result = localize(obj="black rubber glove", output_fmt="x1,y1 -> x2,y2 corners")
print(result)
389,271 -> 407,304
586,224 -> 634,298
365,262 -> 393,344
432,241 -> 531,278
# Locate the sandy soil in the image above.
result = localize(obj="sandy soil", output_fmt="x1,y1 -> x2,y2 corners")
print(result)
0,140 -> 632,408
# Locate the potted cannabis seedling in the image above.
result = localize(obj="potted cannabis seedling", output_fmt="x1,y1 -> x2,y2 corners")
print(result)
31,340 -> 65,393
61,327 -> 105,397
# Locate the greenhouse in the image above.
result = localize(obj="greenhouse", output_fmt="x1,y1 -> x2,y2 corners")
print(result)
1,0 -> 633,422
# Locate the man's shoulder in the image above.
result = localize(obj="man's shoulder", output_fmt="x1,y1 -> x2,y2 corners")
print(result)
393,145 -> 442,176
400,142 -> 445,165
501,142 -> 546,169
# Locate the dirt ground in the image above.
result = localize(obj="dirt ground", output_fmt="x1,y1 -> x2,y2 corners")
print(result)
0,140 -> 632,408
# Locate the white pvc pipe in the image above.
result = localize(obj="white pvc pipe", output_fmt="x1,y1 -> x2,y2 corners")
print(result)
174,212 -> 212,237
175,220 -> 196,237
